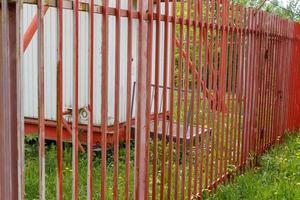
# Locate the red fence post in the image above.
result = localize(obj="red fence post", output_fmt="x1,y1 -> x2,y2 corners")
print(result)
134,0 -> 149,199
0,1 -> 23,199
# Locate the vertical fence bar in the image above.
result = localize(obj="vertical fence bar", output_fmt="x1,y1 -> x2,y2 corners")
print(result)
37,0 -> 45,198
284,22 -> 292,131
218,0 -> 228,182
152,0 -> 160,198
203,0 -> 210,189
72,0 -> 79,199
87,0 -> 94,199
174,0 -> 184,199
194,0 -> 203,194
187,0 -> 196,197
264,13 -> 271,150
160,0 -> 169,198
101,0 -> 109,199
212,0 -> 221,187
145,0 -> 154,198
224,2 -> 234,181
167,0 -> 176,198
233,3 -> 241,169
279,21 -> 286,137
259,10 -> 266,152
228,3 -> 236,169
237,6 -> 246,167
199,0 -> 207,193
242,8 -> 251,167
125,0 -> 133,199
258,11 -> 267,155
245,8 -> 253,160
0,1 -> 23,199
207,0 -> 214,187
113,0 -> 121,199
181,0 -> 191,198
198,0 -> 206,192
278,19 -> 284,138
56,0 -> 64,198
251,9 -> 258,156
270,16 -> 278,145
251,10 -> 260,157
248,8 -> 257,164
134,0 -> 148,198
232,4 -> 242,167
249,9 -> 259,159
265,16 -> 276,149
283,22 -> 291,136
254,10 -> 261,156
208,0 -> 216,187
262,11 -> 268,154
274,18 -> 283,142
270,15 -> 277,145
17,1 -> 25,199
270,16 -> 279,145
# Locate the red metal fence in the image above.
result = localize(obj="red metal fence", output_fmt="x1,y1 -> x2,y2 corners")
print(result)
1,0 -> 300,199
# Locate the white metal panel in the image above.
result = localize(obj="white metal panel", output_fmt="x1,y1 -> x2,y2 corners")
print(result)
23,2 -> 172,126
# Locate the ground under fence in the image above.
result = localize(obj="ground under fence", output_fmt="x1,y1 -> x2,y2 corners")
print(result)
1,0 -> 300,199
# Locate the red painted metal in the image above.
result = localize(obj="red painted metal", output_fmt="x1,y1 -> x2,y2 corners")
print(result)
212,0 -> 221,187
237,6 -> 246,167
202,0 -> 210,190
0,1 -> 23,199
3,0 -> 300,199
134,0 -> 149,199
167,0 -> 176,198
145,1 -> 154,199
113,0 -> 121,199
101,0 -> 109,198
224,2 -> 234,183
159,0 -> 170,198
218,0 -> 229,183
152,0 -> 161,198
198,0 -> 205,194
193,0 -> 202,194
180,0 -> 191,198
288,23 -> 300,131
209,0 -> 216,187
37,0 -> 45,198
125,0 -> 133,199
56,0 -> 64,199
87,0 -> 94,199
175,1 -> 184,199
72,0 -> 79,199
23,5 -> 49,52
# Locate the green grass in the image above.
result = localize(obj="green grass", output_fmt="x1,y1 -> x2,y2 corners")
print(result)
24,93 -> 243,199
25,135 -> 135,200
204,131 -> 300,200
25,136 -> 197,200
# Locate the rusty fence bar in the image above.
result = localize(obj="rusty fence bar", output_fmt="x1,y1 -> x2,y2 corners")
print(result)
0,1 -> 23,200
1,0 -> 300,199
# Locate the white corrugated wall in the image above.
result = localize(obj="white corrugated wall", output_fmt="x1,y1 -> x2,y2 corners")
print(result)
23,2 -> 171,126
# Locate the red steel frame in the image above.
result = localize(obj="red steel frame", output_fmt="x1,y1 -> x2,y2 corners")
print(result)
1,0 -> 300,199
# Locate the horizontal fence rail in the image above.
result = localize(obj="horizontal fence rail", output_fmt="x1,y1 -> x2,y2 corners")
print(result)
1,0 -> 300,199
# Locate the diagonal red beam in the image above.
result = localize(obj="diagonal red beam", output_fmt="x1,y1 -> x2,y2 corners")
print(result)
175,38 -> 226,112
23,6 -> 49,52
175,38 -> 210,97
